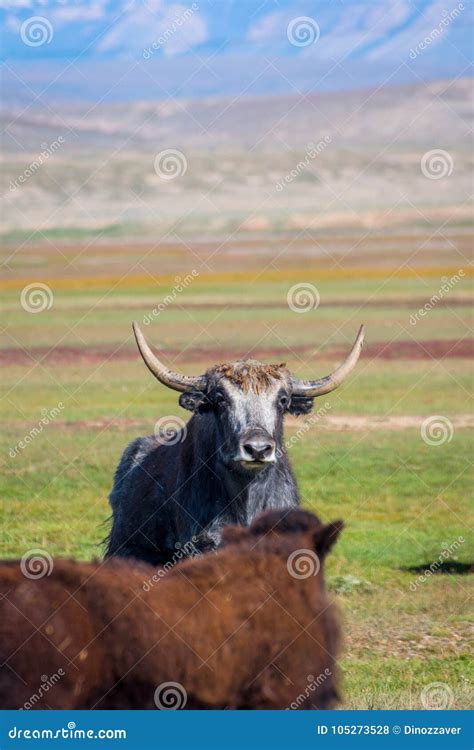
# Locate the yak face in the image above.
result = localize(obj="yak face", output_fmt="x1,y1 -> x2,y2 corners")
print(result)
179,360 -> 313,474
132,322 -> 364,473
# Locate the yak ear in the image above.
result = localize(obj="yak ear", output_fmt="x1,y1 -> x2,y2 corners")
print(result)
313,520 -> 344,559
221,524 -> 249,546
288,395 -> 313,416
179,391 -> 208,413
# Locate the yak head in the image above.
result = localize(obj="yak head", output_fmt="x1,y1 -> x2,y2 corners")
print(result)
222,508 -> 344,561
132,322 -> 364,474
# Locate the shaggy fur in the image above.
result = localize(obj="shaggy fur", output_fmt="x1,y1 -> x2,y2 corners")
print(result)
209,361 -> 288,394
0,509 -> 342,710
105,359 -> 314,564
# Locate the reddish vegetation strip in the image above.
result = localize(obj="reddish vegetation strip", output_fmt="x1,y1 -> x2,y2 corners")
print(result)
1,339 -> 473,366
364,338 -> 473,360
3,298 -> 472,313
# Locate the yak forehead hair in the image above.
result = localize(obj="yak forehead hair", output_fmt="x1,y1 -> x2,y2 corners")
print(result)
208,360 -> 289,394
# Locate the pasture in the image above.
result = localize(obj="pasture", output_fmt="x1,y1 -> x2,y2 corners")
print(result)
1,227 -> 473,709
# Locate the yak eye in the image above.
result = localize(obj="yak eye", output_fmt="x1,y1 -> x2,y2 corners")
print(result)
278,394 -> 289,409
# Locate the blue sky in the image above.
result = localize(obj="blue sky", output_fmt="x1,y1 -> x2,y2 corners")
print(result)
1,0 -> 472,102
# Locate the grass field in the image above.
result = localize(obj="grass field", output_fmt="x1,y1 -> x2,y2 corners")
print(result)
1,227 -> 473,709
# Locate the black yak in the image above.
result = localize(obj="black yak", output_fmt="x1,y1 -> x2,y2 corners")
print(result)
106,322 -> 363,563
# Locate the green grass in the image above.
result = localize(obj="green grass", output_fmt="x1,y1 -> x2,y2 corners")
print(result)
344,657 -> 472,710
2,416 -> 472,707
4,426 -> 471,561
1,358 -> 471,420
1,250 -> 473,709
2,277 -> 472,350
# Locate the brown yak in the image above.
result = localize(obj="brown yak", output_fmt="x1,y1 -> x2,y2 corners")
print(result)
0,509 -> 343,710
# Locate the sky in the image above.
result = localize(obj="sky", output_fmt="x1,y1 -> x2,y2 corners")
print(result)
1,0 -> 472,102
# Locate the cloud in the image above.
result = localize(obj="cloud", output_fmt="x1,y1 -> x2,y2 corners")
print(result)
0,0 -> 469,91
0,0 -> 33,8
95,1 -> 207,57
244,1 -> 415,60
246,10 -> 286,43
365,0 -> 467,60
52,3 -> 106,23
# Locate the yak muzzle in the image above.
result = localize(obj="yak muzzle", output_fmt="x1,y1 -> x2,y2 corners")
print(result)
238,429 -> 276,466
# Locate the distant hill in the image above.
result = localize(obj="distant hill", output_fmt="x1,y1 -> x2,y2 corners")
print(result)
2,78 -> 472,152
1,79 -> 472,241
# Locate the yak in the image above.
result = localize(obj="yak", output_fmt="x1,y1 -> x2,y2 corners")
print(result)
105,322 -> 363,564
0,509 -> 343,710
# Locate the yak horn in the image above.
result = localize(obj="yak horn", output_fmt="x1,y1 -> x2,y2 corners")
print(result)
291,325 -> 365,397
132,322 -> 207,392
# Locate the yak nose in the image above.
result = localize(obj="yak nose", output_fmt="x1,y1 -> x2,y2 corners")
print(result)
240,430 -> 276,463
